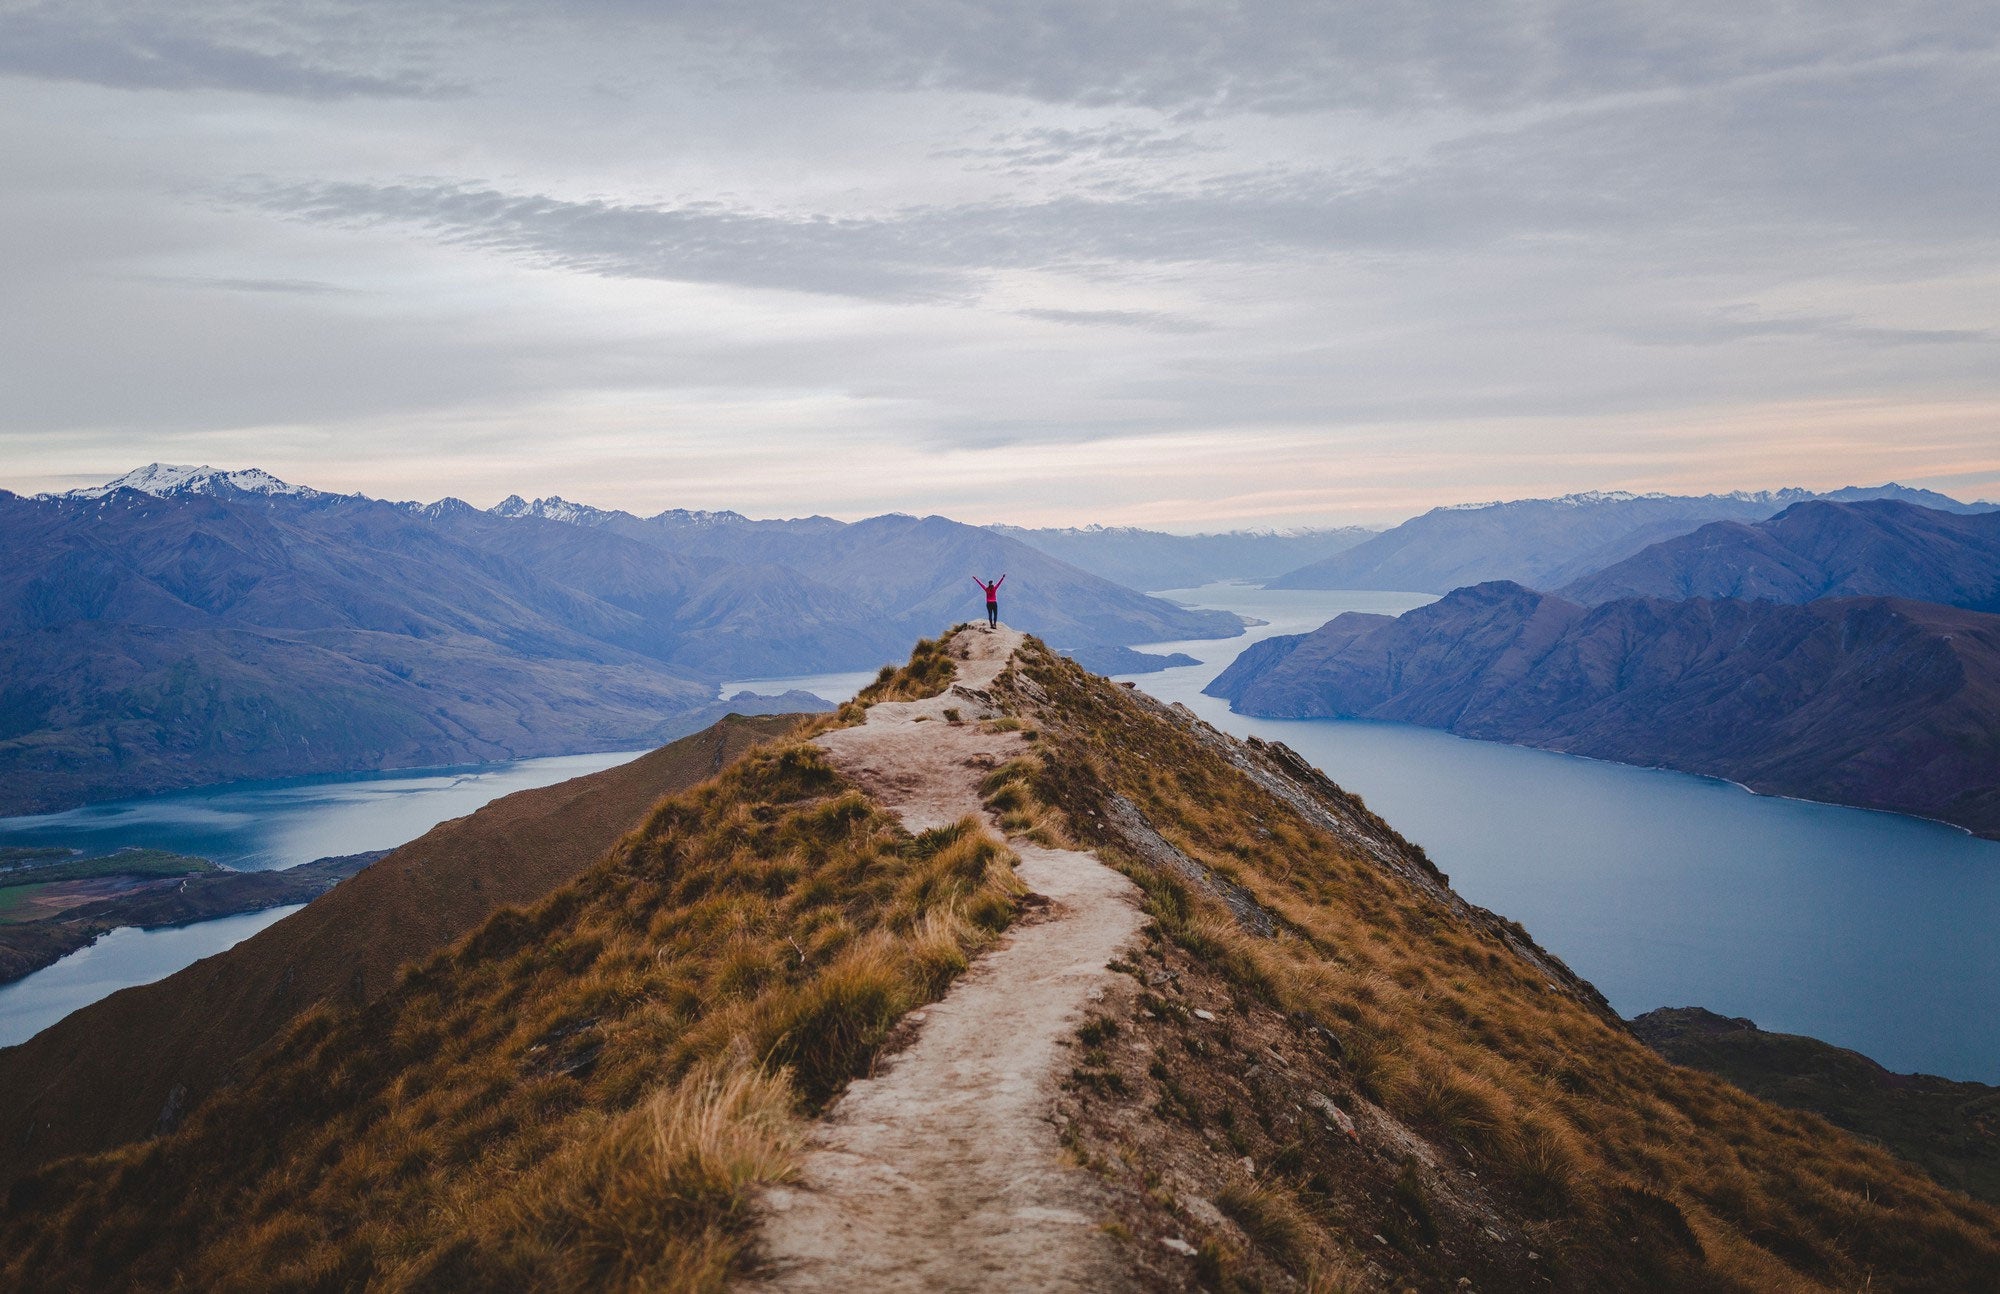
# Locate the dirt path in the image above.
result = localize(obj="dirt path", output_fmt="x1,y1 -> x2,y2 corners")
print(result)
749,627 -> 1147,1293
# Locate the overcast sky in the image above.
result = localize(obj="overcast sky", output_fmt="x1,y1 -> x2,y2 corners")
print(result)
4,1 -> 1996,527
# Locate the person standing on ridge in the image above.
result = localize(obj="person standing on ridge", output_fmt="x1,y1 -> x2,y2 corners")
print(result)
974,574 -> 1005,630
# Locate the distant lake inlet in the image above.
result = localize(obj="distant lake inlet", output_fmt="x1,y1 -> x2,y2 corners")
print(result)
0,750 -> 646,1047
1126,583 -> 2000,1084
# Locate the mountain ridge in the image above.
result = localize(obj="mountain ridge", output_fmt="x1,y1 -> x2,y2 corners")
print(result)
1206,581 -> 2000,838
0,469 -> 1237,811
0,711 -> 809,1184
1558,498 -> 2000,610
1268,484 -> 1996,594
3,633 -> 1995,1290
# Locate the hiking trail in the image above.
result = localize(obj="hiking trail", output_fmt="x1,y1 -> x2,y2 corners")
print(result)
749,626 -> 1146,1293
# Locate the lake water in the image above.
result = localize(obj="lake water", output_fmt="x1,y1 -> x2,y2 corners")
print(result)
0,749 -> 645,1048
722,668 -> 881,705
0,905 -> 304,1047
1122,583 -> 2000,1083
8,592 -> 1998,1080
0,750 -> 649,872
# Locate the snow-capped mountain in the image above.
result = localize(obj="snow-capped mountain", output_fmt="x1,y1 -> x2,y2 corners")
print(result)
1437,488 -> 1819,513
398,497 -> 484,522
56,463 -> 319,501
485,495 -> 754,529
489,494 -> 624,525
649,507 -> 751,527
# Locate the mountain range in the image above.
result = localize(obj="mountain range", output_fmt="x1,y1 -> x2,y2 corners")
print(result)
1207,580 -> 2000,838
0,466 -> 1238,812
452,494 -> 1242,669
1559,498 -> 2000,611
1267,485 -> 1996,594
991,522 -> 1376,591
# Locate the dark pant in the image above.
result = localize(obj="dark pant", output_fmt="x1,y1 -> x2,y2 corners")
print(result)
986,601 -> 998,628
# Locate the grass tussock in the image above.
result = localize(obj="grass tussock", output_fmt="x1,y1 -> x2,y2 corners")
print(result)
426,1055 -> 799,1291
980,757 -> 1071,848
1216,1180 -> 1313,1270
0,693 -> 1019,1292
855,632 -> 960,704
1000,637 -> 2000,1293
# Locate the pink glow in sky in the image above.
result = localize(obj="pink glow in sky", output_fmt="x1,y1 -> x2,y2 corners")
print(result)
4,2 -> 1996,526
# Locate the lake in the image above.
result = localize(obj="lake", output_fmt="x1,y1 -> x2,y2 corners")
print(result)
0,750 -> 650,872
7,589 -> 1998,1080
0,905 -> 304,1047
1121,583 -> 2000,1084
0,749 -> 645,1048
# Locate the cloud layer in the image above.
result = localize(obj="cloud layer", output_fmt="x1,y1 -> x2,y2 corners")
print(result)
3,1 -> 1996,523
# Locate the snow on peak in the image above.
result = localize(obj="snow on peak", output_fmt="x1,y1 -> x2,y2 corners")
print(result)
649,507 -> 749,527
1439,488 -> 1800,513
1550,490 -> 1650,505
488,494 -> 607,523
1716,488 -> 1814,504
401,497 -> 481,521
62,463 -> 316,500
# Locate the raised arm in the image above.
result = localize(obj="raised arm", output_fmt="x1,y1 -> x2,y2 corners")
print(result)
995,574 -> 1006,589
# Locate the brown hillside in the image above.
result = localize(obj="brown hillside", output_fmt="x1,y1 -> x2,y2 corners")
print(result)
995,641 -> 2000,1291
0,636 -> 1016,1291
1633,1007 -> 2000,1207
0,712 -> 806,1187
2,636 -> 1996,1291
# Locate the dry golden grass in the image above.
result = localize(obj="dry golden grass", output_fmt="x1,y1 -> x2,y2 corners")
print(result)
979,756 -> 1071,848
10,628 -> 1995,1292
1001,636 -> 2000,1293
0,715 -> 1019,1292
853,633 -> 959,705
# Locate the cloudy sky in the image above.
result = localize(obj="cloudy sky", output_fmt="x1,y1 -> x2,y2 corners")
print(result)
4,1 -> 1996,527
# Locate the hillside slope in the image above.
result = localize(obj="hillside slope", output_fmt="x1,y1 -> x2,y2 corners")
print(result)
1268,485 -> 1992,594
1633,1008 -> 2000,1207
0,712 -> 808,1187
2,636 -> 1994,1291
0,485 -> 742,813
1000,644 -> 2000,1289
1207,582 -> 2000,837
1559,499 -> 2000,610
